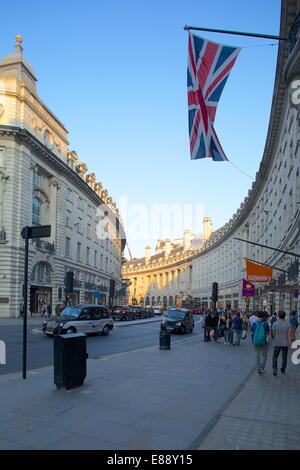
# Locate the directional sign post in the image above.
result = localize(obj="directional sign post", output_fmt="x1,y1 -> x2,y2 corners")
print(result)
21,225 -> 51,379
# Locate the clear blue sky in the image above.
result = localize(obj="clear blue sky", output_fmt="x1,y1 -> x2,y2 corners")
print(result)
0,0 -> 281,257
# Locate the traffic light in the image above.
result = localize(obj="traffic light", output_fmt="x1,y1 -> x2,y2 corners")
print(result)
66,271 -> 74,293
212,282 -> 218,302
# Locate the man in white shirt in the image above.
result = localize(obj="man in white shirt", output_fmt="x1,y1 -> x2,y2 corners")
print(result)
249,312 -> 258,327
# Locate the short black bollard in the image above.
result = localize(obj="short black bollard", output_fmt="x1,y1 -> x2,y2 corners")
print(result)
160,329 -> 171,350
54,333 -> 88,389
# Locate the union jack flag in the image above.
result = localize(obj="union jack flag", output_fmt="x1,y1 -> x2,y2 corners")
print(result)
187,33 -> 240,161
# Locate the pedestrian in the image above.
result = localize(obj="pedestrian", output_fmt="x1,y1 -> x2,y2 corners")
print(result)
224,312 -> 233,345
242,312 -> 249,338
217,312 -> 226,343
211,311 -> 219,342
18,303 -> 24,318
271,311 -> 291,376
251,311 -> 270,375
46,304 -> 52,318
232,312 -> 244,346
203,310 -> 213,342
249,311 -> 258,328
289,311 -> 298,342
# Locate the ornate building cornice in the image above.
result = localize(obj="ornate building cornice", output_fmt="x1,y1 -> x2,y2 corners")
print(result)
0,124 -> 126,250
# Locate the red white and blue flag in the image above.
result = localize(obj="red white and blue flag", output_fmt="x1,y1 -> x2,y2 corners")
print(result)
187,33 -> 240,161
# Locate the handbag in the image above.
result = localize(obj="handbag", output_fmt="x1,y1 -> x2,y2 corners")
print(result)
210,329 -> 215,339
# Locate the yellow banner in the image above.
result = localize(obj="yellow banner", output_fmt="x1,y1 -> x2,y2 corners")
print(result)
246,259 -> 272,283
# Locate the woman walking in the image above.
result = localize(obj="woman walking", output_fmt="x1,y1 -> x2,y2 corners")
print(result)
217,312 -> 226,343
224,312 -> 233,345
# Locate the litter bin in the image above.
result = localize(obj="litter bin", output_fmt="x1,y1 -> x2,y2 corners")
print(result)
160,329 -> 171,350
54,332 -> 88,389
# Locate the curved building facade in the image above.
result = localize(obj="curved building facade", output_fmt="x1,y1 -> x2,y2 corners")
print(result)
123,0 -> 300,314
0,38 -> 126,317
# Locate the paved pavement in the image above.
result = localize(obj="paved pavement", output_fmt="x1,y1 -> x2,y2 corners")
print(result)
0,322 -> 299,450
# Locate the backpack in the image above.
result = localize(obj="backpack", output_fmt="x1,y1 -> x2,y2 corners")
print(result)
253,322 -> 267,345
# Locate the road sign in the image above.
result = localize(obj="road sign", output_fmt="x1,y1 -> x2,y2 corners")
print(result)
93,290 -> 101,299
21,225 -> 51,239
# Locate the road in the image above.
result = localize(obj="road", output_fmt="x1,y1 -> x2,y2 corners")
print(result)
0,316 -> 203,376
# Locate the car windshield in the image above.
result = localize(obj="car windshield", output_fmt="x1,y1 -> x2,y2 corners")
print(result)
167,310 -> 186,320
60,307 -> 81,319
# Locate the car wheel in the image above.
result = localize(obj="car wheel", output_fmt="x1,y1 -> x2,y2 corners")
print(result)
102,325 -> 110,336
65,327 -> 76,334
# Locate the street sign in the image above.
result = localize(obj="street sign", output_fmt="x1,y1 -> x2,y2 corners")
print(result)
93,290 -> 101,299
21,225 -> 51,239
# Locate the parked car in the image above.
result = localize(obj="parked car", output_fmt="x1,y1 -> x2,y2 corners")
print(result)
160,308 -> 194,334
42,305 -> 113,336
128,305 -> 144,319
111,305 -> 136,321
143,306 -> 155,318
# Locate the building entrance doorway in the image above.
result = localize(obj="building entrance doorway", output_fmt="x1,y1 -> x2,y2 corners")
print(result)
30,286 -> 52,314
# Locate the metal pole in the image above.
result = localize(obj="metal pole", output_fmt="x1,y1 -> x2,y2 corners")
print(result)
183,25 -> 288,41
234,238 -> 300,258
22,227 -> 29,380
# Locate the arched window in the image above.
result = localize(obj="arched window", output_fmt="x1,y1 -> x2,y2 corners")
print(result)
152,296 -> 156,305
32,197 -> 41,226
163,296 -> 168,307
31,262 -> 52,284
146,296 -> 150,305
169,296 -> 174,306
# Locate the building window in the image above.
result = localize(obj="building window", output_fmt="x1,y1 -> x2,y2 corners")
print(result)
105,257 -> 108,272
94,250 -> 97,268
100,254 -> 103,269
87,223 -> 91,238
65,237 -> 71,257
32,197 -> 41,226
66,187 -> 72,202
66,209 -> 72,227
86,247 -> 90,265
0,149 -> 5,167
78,197 -> 83,210
76,217 -> 82,233
77,242 -> 81,261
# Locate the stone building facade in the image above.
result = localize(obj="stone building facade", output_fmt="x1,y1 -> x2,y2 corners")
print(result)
0,38 -> 126,317
122,220 -> 212,307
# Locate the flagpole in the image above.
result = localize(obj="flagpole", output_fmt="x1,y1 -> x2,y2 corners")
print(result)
235,238 -> 300,258
183,25 -> 288,41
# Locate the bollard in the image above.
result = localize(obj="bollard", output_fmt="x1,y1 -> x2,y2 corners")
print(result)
160,329 -> 171,350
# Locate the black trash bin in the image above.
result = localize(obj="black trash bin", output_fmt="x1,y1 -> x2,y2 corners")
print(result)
160,329 -> 171,350
54,332 -> 88,389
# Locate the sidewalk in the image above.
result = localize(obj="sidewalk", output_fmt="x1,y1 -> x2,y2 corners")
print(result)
0,330 -> 299,450
197,336 -> 300,450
